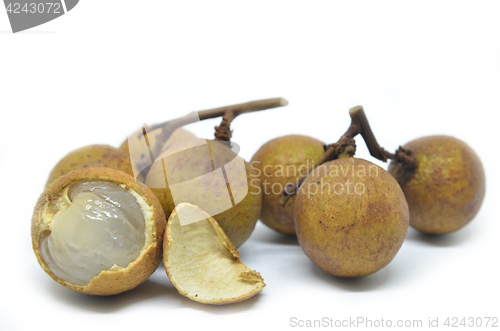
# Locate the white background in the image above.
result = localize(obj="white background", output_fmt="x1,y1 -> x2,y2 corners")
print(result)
1,1 -> 499,330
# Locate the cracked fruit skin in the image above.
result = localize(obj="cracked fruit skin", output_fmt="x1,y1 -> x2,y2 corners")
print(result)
46,145 -> 134,188
251,135 -> 324,235
32,168 -> 166,295
388,135 -> 485,235
145,138 -> 262,248
294,157 -> 409,278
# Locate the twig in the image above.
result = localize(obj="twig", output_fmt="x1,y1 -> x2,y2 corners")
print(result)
279,105 -> 415,205
150,98 -> 288,156
133,97 -> 288,177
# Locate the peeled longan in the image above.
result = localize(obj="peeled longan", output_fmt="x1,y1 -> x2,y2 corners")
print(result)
32,168 -> 166,295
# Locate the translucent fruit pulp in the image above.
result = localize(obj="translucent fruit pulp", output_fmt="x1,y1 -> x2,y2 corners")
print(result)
41,181 -> 145,286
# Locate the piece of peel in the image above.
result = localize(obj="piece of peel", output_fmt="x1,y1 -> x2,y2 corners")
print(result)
163,203 -> 265,305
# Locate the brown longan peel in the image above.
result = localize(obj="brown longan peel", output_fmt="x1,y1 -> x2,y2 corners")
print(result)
388,135 -> 485,234
163,203 -> 265,305
143,98 -> 288,247
283,106 -> 486,237
32,168 -> 166,295
341,107 -> 485,235
119,127 -> 196,166
145,138 -> 262,248
45,145 -> 134,188
281,106 -> 485,278
251,135 -> 325,235
294,157 -> 409,277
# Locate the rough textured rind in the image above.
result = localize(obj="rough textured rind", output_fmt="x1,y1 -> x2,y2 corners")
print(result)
145,139 -> 261,248
294,158 -> 409,278
251,135 -> 325,235
32,168 -> 166,296
45,145 -> 134,188
388,135 -> 485,235
163,203 -> 265,305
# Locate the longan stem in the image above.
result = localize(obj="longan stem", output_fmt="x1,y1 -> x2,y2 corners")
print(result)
280,111 -> 361,205
149,97 -> 288,155
212,98 -> 289,141
349,106 -> 416,170
199,97 -> 289,120
134,98 -> 288,177
279,105 -> 415,205
143,98 -> 288,134
349,106 -> 391,161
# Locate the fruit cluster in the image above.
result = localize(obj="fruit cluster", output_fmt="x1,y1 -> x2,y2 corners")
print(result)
255,105 -> 484,278
31,98 -> 485,304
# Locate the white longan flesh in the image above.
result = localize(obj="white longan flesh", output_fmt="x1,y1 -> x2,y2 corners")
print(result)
41,181 -> 146,286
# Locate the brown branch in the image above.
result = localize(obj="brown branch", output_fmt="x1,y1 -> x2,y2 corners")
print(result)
279,105 -> 416,205
349,106 -> 391,161
214,112 -> 234,141
198,97 -> 288,120
149,98 -> 287,155
212,98 -> 289,141
133,97 -> 288,177
142,97 -> 288,135
349,106 -> 416,168
146,97 -> 287,157
279,113 -> 361,206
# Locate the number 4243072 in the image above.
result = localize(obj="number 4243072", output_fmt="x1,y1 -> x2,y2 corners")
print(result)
5,3 -> 62,14
444,317 -> 498,328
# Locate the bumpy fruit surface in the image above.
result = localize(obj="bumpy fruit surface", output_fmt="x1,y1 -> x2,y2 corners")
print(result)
46,145 -> 134,187
32,168 -> 166,295
145,138 -> 261,248
251,135 -> 324,235
388,135 -> 485,235
294,157 -> 409,278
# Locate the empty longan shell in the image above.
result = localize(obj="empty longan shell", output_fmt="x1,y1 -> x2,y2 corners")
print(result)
163,203 -> 265,305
